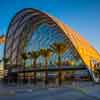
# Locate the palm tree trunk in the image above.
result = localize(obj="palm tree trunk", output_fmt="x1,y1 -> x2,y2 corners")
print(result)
58,55 -> 62,86
23,60 -> 26,84
45,58 -> 48,85
33,59 -> 37,84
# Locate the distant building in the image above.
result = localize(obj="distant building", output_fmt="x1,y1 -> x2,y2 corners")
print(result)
0,63 -> 4,79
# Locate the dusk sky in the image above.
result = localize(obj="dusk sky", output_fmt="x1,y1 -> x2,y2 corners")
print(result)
0,0 -> 100,58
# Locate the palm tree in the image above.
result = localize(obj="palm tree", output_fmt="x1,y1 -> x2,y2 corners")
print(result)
40,48 -> 52,85
0,59 -> 2,64
2,57 -> 10,71
50,42 -> 68,85
27,52 -> 33,67
21,52 -> 28,67
21,52 -> 28,83
2,57 -> 9,65
28,50 -> 40,84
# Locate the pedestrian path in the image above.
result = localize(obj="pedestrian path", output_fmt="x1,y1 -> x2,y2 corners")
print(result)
74,82 -> 100,99
0,82 -> 100,100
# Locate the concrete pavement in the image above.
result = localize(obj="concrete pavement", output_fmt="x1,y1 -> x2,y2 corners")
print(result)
0,82 -> 100,100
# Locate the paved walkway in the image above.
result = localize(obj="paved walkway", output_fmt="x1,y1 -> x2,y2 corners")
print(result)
0,82 -> 100,100
71,82 -> 100,99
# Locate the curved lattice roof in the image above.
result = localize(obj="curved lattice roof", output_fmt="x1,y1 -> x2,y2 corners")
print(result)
4,8 -> 100,70
51,16 -> 100,69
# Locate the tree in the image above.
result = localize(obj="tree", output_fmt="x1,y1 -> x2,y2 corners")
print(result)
2,57 -> 9,65
21,53 -> 28,67
50,42 -> 68,85
21,52 -> 28,83
0,59 -> 2,64
28,50 -> 40,84
40,48 -> 52,85
2,57 -> 10,70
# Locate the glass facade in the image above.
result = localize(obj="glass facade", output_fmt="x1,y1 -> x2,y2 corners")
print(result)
4,8 -> 92,83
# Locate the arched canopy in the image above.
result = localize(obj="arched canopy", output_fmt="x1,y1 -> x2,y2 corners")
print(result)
4,8 -> 100,70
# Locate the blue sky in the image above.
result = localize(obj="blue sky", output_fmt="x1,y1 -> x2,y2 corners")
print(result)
0,0 -> 100,58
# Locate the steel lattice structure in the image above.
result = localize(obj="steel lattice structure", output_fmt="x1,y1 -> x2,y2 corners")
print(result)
4,8 -> 100,80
